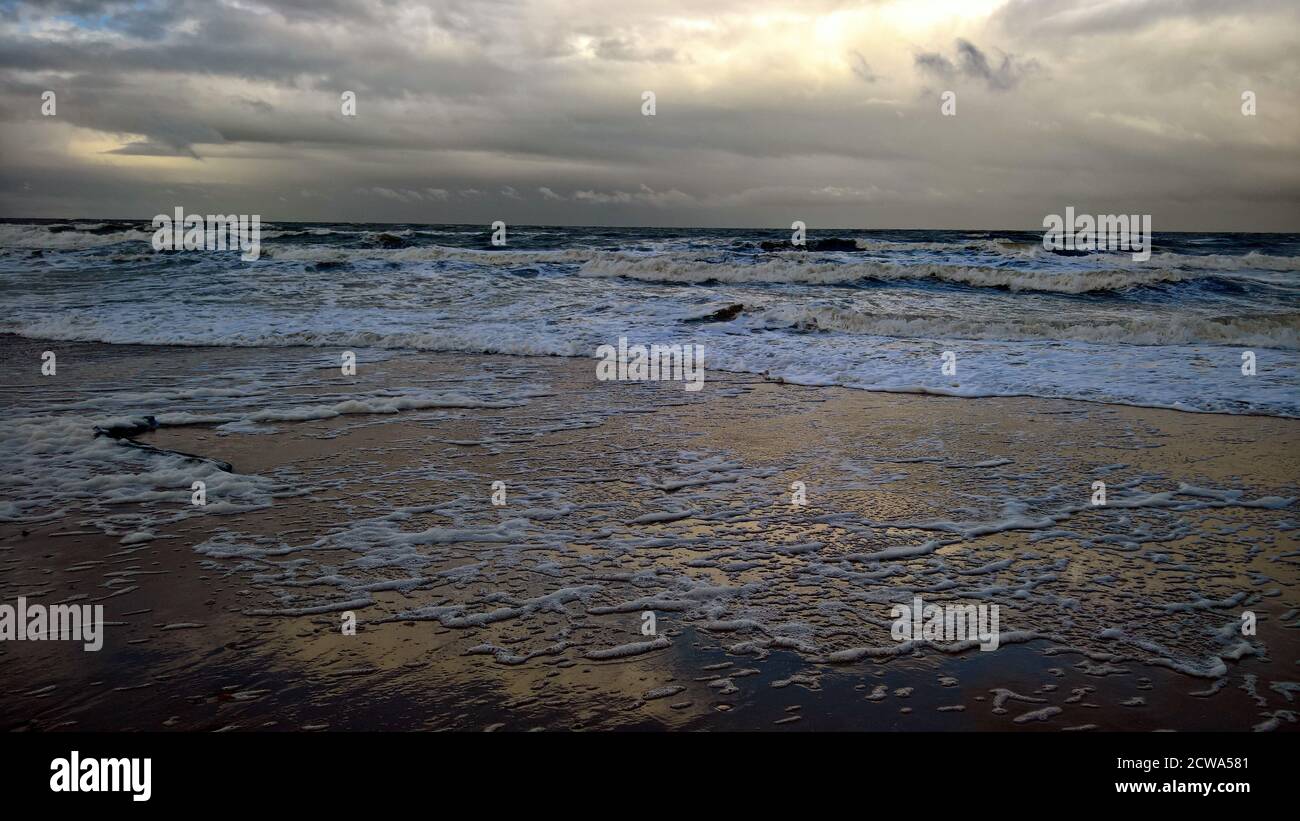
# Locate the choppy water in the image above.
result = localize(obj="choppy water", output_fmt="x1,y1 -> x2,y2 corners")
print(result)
2,219 -> 1297,415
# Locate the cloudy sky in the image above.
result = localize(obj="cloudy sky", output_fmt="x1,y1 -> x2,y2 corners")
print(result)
1,0 -> 1297,229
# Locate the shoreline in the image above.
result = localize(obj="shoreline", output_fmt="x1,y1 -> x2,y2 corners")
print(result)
0,337 -> 1296,731
4,331 -> 1295,421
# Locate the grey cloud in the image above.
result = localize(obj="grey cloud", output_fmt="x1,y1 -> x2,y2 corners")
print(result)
368,187 -> 425,203
0,1 -> 1296,229
103,140 -> 196,158
913,52 -> 956,78
848,50 -> 878,83
914,39 -> 1038,91
592,37 -> 679,63
573,185 -> 693,208
993,0 -> 1297,37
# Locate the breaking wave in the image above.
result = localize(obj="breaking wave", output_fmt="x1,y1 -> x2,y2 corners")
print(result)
578,253 -> 1195,293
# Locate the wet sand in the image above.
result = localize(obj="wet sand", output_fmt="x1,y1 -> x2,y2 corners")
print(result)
0,337 -> 1296,731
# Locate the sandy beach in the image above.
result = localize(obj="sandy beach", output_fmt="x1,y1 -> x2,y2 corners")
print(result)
2,334 -> 1295,732
6,3 -> 1300,807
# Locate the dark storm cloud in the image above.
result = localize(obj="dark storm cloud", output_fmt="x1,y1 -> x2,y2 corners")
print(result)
914,39 -> 1037,91
104,140 -> 197,157
0,0 -> 1296,229
0,12 -> 518,98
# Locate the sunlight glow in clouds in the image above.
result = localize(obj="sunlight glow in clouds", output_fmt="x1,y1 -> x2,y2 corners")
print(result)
0,0 -> 1296,229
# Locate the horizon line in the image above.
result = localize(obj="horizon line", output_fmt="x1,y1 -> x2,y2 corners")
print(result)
2,214 -> 1297,236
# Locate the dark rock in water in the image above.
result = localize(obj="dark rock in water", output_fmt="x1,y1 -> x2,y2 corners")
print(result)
93,415 -> 159,439
788,319 -> 823,333
759,237 -> 859,252
49,223 -> 132,235
370,232 -> 408,249
92,415 -> 232,472
684,303 -> 745,323
311,260 -> 346,271
1047,248 -> 1090,256
809,238 -> 858,252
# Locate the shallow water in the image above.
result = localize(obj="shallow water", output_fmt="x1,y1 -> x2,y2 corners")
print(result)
0,337 -> 1294,731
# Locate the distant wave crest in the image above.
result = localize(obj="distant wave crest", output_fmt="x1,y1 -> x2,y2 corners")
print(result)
577,253 -> 1195,293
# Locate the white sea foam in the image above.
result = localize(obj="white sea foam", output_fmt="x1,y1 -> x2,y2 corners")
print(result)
0,223 -> 152,249
578,254 -> 1194,293
3,223 -> 1297,416
746,303 -> 1300,348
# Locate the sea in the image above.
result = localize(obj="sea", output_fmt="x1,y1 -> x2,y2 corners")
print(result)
2,219 -> 1297,416
1,218 -> 1297,731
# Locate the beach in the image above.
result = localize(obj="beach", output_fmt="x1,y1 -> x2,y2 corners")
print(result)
4,2 -> 1300,804
2,334 -> 1295,732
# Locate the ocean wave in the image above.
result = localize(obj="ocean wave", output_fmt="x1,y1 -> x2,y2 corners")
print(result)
0,222 -> 152,249
256,243 -> 1300,275
852,237 -> 1038,255
746,304 -> 1300,348
265,245 -> 595,265
1146,251 -> 1300,271
0,221 -> 302,249
850,237 -> 1300,271
4,313 -> 1296,417
7,219 -> 1296,277
0,317 -> 589,357
577,254 -> 1194,293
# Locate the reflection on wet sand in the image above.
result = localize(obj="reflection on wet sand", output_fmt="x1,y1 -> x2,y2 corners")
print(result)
0,337 -> 1296,731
